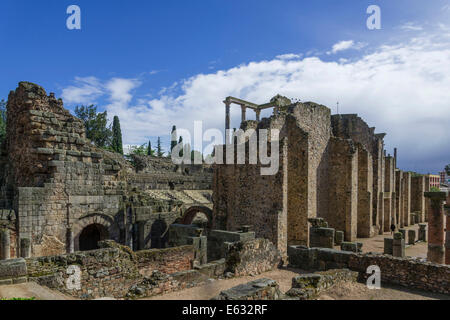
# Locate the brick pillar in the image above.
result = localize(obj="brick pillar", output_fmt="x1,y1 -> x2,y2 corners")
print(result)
424,192 -> 446,264
20,238 -> 31,258
445,205 -> 450,265
66,228 -> 74,253
1,228 -> 11,260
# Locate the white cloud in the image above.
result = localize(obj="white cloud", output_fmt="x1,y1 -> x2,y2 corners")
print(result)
400,22 -> 424,31
62,30 -> 450,172
327,40 -> 367,55
61,76 -> 104,105
276,53 -> 302,60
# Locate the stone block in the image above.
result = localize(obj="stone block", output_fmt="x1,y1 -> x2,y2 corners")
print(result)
334,231 -> 344,246
0,258 -> 27,280
310,227 -> 335,249
212,278 -> 282,300
408,229 -> 416,245
384,238 -> 393,255
418,224 -> 427,242
340,242 -> 360,253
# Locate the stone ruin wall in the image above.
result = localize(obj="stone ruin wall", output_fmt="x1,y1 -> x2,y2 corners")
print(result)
0,82 -> 213,259
214,100 -> 426,253
213,118 -> 287,257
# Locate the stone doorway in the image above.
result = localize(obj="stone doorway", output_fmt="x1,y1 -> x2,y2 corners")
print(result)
79,224 -> 109,251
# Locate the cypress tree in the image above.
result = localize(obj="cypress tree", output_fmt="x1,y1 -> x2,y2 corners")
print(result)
157,137 -> 163,157
111,115 -> 123,154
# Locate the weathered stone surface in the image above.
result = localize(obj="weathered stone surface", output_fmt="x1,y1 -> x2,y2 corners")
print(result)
288,246 -> 450,295
0,258 -> 27,281
225,238 -> 281,277
213,278 -> 282,300
286,269 -> 358,300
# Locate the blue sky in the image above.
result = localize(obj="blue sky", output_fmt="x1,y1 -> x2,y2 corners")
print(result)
1,0 -> 449,173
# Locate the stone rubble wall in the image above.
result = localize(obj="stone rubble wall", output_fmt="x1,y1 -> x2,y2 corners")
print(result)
285,269 -> 359,300
224,238 -> 281,277
288,245 -> 450,295
0,82 -> 213,259
136,245 -> 194,276
212,278 -> 282,300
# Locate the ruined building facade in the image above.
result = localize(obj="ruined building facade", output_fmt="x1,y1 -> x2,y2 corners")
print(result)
213,96 -> 426,258
0,82 -> 213,259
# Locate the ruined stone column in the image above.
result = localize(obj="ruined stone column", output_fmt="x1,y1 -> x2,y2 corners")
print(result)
424,192 -> 446,264
393,232 -> 405,258
418,223 -> 427,242
225,101 -> 231,144
0,228 -> 11,260
66,228 -> 74,253
255,109 -> 261,122
241,105 -> 246,122
445,205 -> 450,265
20,238 -> 31,258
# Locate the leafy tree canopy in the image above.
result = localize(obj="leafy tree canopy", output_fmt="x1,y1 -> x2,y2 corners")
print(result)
75,105 -> 112,149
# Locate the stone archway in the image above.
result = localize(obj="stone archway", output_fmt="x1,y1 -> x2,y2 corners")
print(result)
73,214 -> 115,252
79,224 -> 109,251
180,206 -> 213,229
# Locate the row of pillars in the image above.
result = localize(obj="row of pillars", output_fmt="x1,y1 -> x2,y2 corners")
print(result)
424,192 -> 449,265
224,101 -> 262,132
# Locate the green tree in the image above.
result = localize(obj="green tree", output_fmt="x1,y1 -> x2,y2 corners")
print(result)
157,137 -> 164,157
75,105 -> 111,148
170,125 -> 177,153
445,164 -> 450,176
111,116 -> 123,154
147,140 -> 155,156
129,144 -> 147,155
0,99 -> 6,145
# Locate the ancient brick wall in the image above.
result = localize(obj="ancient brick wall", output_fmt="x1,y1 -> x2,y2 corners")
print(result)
402,172 -> 412,226
383,156 -> 395,231
331,115 -> 385,235
288,246 -> 450,294
411,176 -> 426,222
224,238 -> 281,277
357,145 -> 373,238
325,137 -> 358,241
395,170 -> 403,227
213,121 -> 287,257
136,245 -> 195,276
1,82 -> 213,258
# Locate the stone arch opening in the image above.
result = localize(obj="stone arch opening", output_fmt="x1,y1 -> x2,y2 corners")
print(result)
79,223 -> 109,251
180,206 -> 213,229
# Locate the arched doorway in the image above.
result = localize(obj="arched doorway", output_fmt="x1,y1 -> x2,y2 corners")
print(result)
180,206 -> 213,229
79,224 -> 109,251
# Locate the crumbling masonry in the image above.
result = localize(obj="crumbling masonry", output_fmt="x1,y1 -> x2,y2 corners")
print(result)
213,96 -> 431,259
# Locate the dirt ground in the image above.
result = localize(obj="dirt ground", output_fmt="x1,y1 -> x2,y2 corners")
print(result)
0,282 -> 74,300
146,266 -> 449,300
343,223 -> 427,258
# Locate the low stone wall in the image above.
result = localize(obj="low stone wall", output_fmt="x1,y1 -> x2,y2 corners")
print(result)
288,246 -> 450,294
136,245 -> 195,276
285,269 -> 358,300
225,238 -> 281,277
26,245 -> 140,299
213,278 -> 282,300
0,258 -> 28,285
